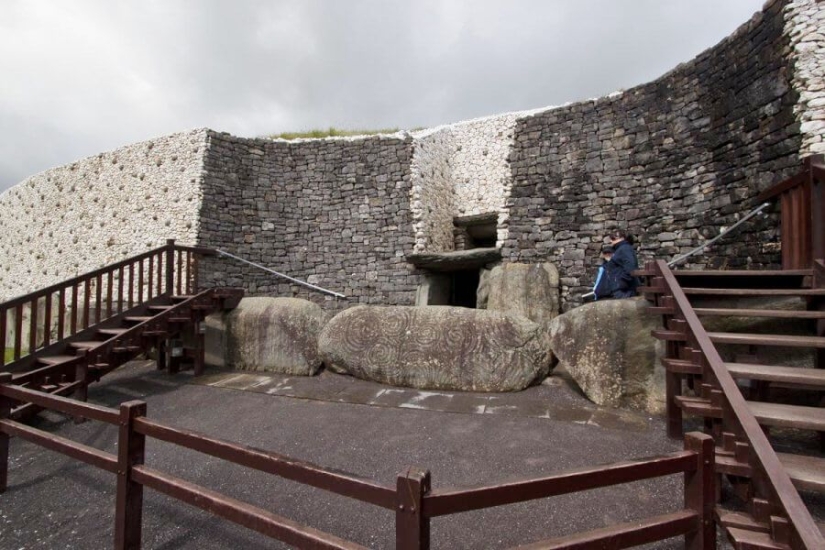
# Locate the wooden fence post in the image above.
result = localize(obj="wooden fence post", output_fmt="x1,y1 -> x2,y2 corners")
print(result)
114,400 -> 147,550
0,373 -> 11,494
165,239 -> 176,296
74,355 -> 89,424
396,468 -> 431,550
684,432 -> 716,550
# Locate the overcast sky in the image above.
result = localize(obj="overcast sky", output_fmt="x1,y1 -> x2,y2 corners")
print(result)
0,0 -> 766,191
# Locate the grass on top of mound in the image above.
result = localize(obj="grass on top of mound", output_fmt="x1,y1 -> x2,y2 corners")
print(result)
4,348 -> 13,364
268,127 -> 401,140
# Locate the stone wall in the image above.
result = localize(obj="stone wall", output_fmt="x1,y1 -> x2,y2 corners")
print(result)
410,128 -> 455,252
0,130 -> 207,301
786,0 -> 825,156
196,131 -> 421,309
410,111 -> 535,253
0,0 -> 822,315
504,0 -> 803,311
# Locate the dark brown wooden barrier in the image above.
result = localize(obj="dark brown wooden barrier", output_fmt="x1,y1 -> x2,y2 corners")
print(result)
757,154 -> 825,269
0,239 -> 213,368
645,259 -> 824,549
0,374 -> 716,550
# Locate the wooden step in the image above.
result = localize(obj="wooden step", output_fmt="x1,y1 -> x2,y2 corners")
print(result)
147,305 -> 174,312
651,329 -> 687,341
725,363 -> 825,388
708,332 -> 825,348
36,355 -> 79,366
112,345 -> 141,354
675,269 -> 811,277
776,452 -> 825,494
684,288 -> 825,297
97,328 -> 129,337
715,453 -> 752,477
125,316 -> 154,323
725,526 -> 790,549
716,508 -> 768,534
171,295 -> 195,302
748,401 -> 825,431
662,358 -> 702,375
68,341 -> 103,350
646,306 -> 675,315
675,395 -> 722,418
695,308 -> 825,319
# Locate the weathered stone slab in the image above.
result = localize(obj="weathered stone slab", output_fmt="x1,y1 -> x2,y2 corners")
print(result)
319,305 -> 552,392
547,297 -> 664,414
477,263 -> 560,324
205,297 -> 329,375
405,247 -> 501,272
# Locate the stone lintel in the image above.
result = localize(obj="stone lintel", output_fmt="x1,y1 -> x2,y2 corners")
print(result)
406,247 -> 501,272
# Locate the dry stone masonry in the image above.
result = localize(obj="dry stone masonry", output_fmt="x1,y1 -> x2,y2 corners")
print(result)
0,130 -> 206,300
0,0 -> 823,315
786,0 -> 825,155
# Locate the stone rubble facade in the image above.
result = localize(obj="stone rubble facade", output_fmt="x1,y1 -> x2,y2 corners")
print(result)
0,0 -> 823,313
0,130 -> 206,300
786,0 -> 825,155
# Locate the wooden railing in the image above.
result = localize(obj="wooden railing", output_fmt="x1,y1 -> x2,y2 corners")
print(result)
757,154 -> 825,269
0,377 -> 717,550
0,240 -> 214,367
647,259 -> 824,549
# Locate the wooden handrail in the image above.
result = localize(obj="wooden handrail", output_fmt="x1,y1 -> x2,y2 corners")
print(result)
1,245 -> 166,310
131,465 -> 368,550
757,171 -> 807,202
654,260 -> 824,548
133,416 -> 397,509
0,242 -> 215,310
422,450 -> 697,517
1,241 -> 214,366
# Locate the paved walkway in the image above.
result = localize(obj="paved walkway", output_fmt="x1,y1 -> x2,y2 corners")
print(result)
194,368 -> 654,433
1,361 -> 686,549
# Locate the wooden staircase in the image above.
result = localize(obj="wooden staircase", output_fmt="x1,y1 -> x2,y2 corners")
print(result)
1,240 -> 242,420
641,261 -> 825,549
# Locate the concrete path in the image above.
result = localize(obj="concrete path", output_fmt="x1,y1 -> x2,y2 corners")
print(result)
0,361 -> 688,549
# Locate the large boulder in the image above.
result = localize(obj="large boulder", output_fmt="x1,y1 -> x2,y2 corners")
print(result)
477,263 -> 560,324
319,305 -> 553,392
547,297 -> 665,414
205,297 -> 329,376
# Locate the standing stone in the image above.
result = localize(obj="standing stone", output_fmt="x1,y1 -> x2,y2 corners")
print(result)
205,297 -> 329,375
319,305 -> 553,391
477,263 -> 560,324
547,297 -> 665,414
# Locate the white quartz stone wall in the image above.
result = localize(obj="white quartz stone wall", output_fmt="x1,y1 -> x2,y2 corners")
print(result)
0,129 -> 208,301
786,0 -> 825,156
409,110 -> 540,253
410,128 -> 455,252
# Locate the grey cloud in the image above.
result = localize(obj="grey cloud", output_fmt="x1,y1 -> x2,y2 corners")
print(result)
0,0 -> 764,190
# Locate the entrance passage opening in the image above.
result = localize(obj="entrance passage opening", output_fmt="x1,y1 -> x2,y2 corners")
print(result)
451,269 -> 480,308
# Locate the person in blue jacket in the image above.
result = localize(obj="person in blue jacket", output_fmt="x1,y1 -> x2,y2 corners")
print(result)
592,245 -> 621,300
607,229 -> 639,298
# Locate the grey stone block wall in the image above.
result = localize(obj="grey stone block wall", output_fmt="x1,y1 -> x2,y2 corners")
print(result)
504,0 -> 802,311
196,131 -> 422,309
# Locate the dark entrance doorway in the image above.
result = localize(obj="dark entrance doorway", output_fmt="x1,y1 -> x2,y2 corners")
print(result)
451,269 -> 480,308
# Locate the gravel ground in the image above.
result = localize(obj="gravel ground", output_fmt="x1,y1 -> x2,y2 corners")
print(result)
0,362 -> 692,549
